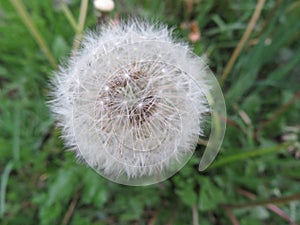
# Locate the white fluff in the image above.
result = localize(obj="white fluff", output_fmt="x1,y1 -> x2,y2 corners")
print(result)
93,0 -> 115,12
49,20 -> 210,185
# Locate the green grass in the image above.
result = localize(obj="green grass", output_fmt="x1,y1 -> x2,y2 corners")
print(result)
0,0 -> 300,224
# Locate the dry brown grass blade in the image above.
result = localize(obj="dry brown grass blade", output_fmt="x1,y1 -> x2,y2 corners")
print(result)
225,207 -> 240,225
219,0 -> 266,85
62,189 -> 81,225
222,193 -> 300,209
10,0 -> 57,69
236,188 -> 299,225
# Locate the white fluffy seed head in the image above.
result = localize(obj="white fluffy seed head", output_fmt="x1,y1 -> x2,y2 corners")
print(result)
49,19 -> 211,185
93,0 -> 115,12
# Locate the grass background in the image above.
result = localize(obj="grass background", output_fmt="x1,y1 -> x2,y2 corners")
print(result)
0,0 -> 300,224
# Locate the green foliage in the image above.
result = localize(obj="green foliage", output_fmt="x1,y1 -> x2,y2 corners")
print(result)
198,177 -> 225,211
1,0 -> 300,224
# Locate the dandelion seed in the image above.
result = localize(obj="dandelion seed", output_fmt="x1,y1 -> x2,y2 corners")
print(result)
49,19 -> 226,186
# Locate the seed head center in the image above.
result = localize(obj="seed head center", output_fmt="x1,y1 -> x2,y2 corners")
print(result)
99,69 -> 159,129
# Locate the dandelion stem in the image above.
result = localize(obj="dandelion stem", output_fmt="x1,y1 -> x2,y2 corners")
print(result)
192,204 -> 199,225
219,0 -> 265,85
73,0 -> 89,51
0,162 -> 13,218
9,0 -> 57,69
78,0 -> 89,32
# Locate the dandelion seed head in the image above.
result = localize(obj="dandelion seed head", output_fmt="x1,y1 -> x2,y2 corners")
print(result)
93,0 -> 115,12
50,19 -> 215,185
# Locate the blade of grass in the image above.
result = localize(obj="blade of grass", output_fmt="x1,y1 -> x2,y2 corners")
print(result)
258,0 -> 282,36
0,162 -> 13,218
208,142 -> 293,169
61,4 -> 79,33
9,0 -> 57,69
257,90 -> 300,131
219,0 -> 266,85
225,1 -> 299,103
222,193 -> 300,209
251,50 -> 300,94
13,107 -> 20,162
